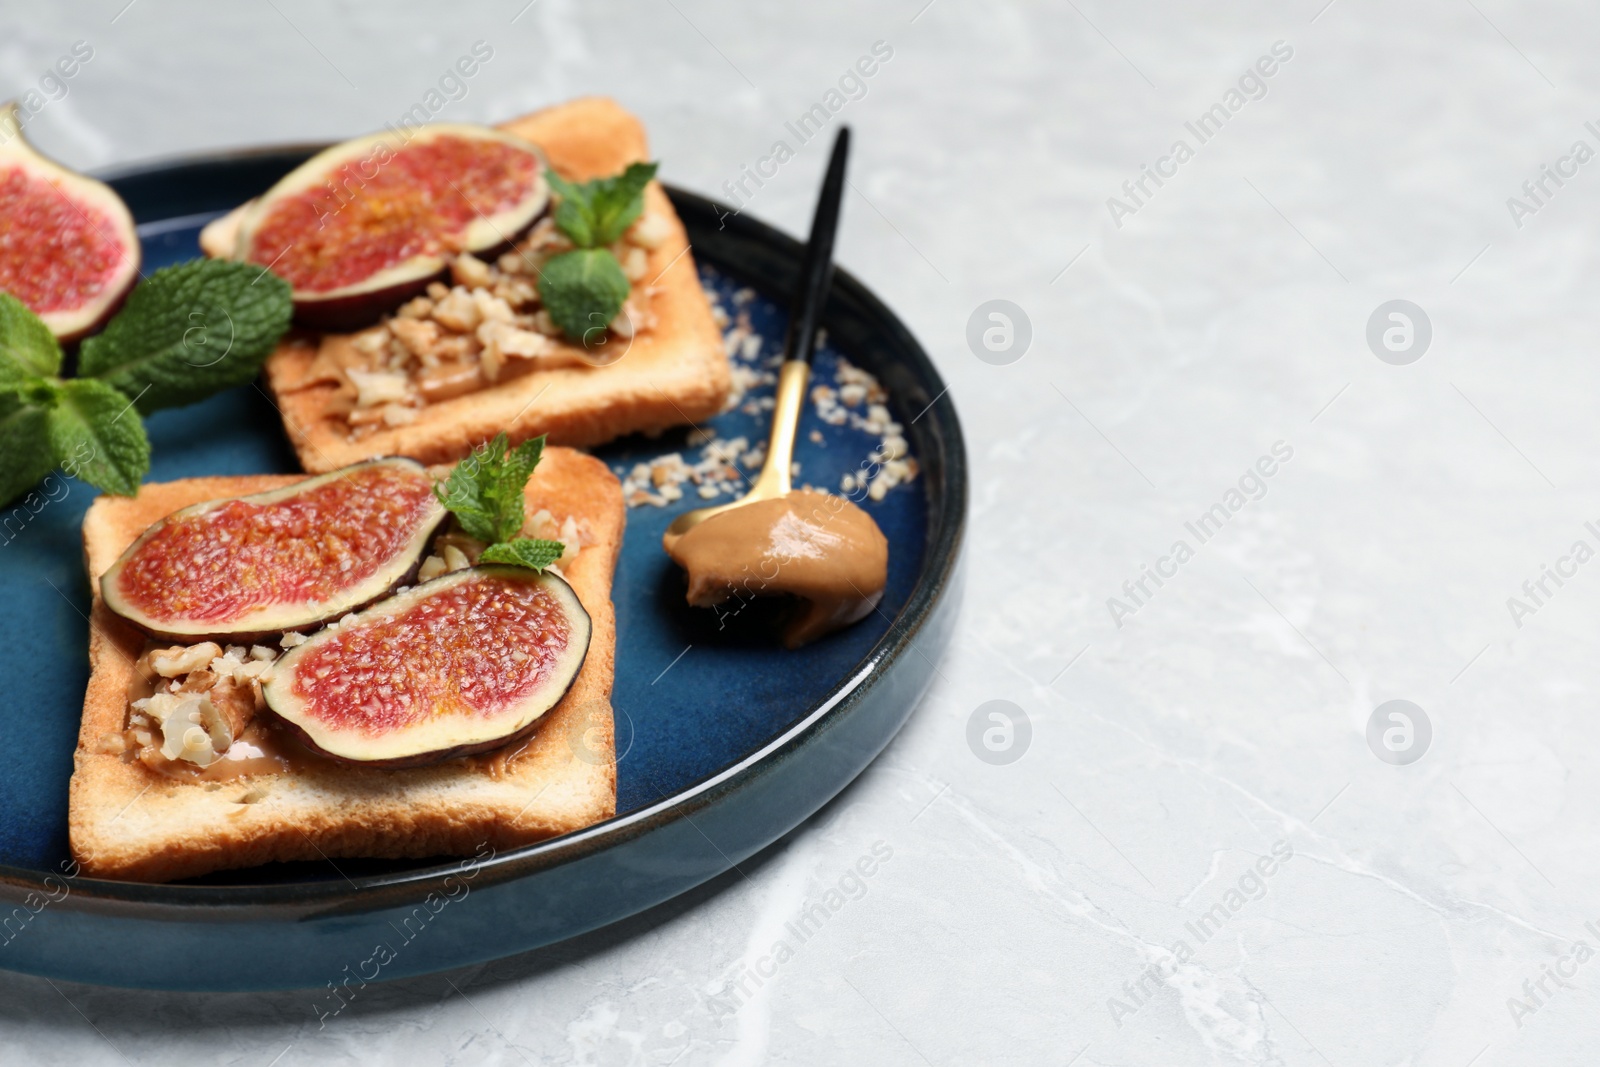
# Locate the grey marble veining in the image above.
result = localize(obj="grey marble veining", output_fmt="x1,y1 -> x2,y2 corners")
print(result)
3,0 -> 1599,1063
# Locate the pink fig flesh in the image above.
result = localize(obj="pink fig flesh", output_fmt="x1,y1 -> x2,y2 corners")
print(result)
101,458 -> 448,643
263,566 -> 592,767
0,101 -> 140,341
235,124 -> 549,329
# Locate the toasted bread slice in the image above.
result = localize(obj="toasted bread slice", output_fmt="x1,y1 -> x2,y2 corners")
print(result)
202,97 -> 728,475
68,447 -> 622,883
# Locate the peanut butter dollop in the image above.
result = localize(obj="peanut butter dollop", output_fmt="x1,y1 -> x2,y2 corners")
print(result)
663,489 -> 888,648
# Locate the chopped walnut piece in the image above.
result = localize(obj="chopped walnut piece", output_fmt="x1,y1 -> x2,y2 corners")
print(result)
451,253 -> 494,289
132,691 -> 232,767
209,677 -> 259,736
150,642 -> 222,678
381,403 -> 418,427
430,286 -> 482,333
479,347 -> 503,384
433,333 -> 479,362
346,368 -> 411,409
630,213 -> 672,250
212,644 -> 275,677
613,295 -> 655,339
177,669 -> 218,694
389,317 -> 442,364
478,319 -> 551,358
522,217 -> 569,255
526,509 -> 585,563
349,401 -> 423,428
396,296 -> 433,319
351,327 -> 390,357
478,319 -> 552,382
433,531 -> 487,564
621,246 -> 649,283
496,278 -> 538,307
474,290 -> 516,324
557,516 -> 581,565
610,306 -> 636,339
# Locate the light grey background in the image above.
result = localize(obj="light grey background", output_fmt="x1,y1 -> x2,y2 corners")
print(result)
4,1 -> 1598,1064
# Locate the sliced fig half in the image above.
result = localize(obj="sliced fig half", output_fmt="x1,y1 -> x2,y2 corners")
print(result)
0,100 -> 140,341
102,458 -> 447,642
263,566 -> 591,767
235,124 -> 549,329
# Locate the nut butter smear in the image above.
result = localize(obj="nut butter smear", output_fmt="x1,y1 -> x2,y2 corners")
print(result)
664,489 -> 887,647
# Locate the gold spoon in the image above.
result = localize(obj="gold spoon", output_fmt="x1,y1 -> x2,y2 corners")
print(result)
664,127 -> 851,547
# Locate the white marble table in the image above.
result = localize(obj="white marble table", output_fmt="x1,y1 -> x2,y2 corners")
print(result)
4,1 -> 1598,1063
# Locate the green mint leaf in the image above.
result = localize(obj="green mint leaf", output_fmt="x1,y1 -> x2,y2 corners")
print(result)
0,390 -> 56,509
547,171 -> 596,249
440,504 -> 500,546
433,435 -> 506,543
487,435 -> 546,542
78,259 -> 293,414
433,432 -> 548,545
537,250 -> 629,347
589,162 -> 658,246
480,538 -> 565,572
545,161 -> 657,248
0,291 -> 63,392
44,378 -> 150,497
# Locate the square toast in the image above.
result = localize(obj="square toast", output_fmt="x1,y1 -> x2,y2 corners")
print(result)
202,96 -> 729,475
68,446 -> 622,883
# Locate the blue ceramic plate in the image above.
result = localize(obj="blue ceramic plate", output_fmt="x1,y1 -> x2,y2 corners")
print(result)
0,149 -> 964,991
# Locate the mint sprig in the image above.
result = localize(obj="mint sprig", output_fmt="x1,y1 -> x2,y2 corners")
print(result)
0,260 -> 294,510
433,432 -> 565,572
538,161 -> 657,348
547,162 -> 658,248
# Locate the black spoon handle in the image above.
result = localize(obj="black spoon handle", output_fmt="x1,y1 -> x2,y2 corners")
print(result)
782,126 -> 850,367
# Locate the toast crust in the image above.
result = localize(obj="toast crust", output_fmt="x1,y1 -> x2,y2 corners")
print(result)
240,97 -> 729,474
68,447 -> 623,883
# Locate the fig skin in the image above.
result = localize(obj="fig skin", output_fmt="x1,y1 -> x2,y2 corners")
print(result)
283,208 -> 548,332
285,272 -> 440,334
262,566 -> 592,769
0,100 -> 141,342
232,124 -> 551,330
100,457 -> 448,644
268,701 -> 555,771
